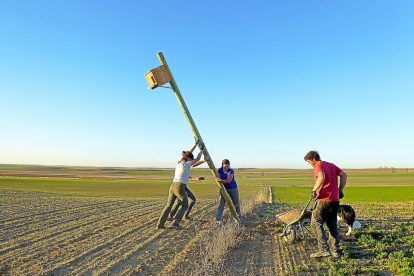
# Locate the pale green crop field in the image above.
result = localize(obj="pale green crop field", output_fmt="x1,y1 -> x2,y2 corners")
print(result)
0,176 -> 260,200
1,166 -> 413,201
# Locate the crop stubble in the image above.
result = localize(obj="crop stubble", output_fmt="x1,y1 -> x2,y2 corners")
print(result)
1,189 -> 260,275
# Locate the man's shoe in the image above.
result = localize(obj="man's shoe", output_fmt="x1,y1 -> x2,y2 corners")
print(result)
170,223 -> 184,230
167,217 -> 173,221
156,225 -> 166,229
310,251 -> 331,258
216,219 -> 222,225
184,216 -> 193,221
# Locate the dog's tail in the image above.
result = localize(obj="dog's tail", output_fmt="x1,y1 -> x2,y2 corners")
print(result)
352,220 -> 361,229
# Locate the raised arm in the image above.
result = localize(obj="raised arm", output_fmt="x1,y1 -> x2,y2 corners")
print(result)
190,144 -> 204,166
188,141 -> 198,153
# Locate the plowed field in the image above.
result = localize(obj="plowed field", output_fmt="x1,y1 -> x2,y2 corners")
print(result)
0,188 -> 248,274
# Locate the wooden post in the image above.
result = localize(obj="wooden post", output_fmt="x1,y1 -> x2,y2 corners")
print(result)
156,52 -> 240,223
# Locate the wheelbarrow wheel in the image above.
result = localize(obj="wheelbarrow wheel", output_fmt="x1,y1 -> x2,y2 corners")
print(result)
301,218 -> 314,238
283,225 -> 296,244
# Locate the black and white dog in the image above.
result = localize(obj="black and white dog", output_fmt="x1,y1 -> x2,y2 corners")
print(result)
337,205 -> 361,236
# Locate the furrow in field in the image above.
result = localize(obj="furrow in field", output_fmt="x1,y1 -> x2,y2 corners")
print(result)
54,201 -> 215,275
272,222 -> 310,275
242,189 -> 262,201
282,241 -> 301,275
154,203 -> 219,276
89,201 -> 217,276
217,204 -> 275,276
159,192 -> 272,276
0,191 -> 117,222
41,207 -> 167,276
0,203 -> 139,254
1,200 -> 117,228
68,217 -> 162,275
148,226 -> 210,276
100,202 -> 216,276
220,202 -> 317,276
271,223 -> 314,275
70,200 -> 213,275
6,203 -> 164,276
1,200 -> 132,240
0,200 -> 156,243
0,201 -> 163,262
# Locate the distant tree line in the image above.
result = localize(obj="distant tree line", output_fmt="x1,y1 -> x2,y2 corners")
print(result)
379,166 -> 396,173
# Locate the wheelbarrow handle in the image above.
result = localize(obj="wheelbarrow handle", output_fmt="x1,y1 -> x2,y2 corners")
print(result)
303,197 -> 315,210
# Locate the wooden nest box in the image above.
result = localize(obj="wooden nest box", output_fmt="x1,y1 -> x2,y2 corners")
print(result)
144,65 -> 173,89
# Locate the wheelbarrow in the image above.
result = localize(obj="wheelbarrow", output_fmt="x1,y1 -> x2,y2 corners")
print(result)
277,197 -> 315,244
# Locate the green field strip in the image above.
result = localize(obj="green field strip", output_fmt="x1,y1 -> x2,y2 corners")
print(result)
272,186 -> 414,206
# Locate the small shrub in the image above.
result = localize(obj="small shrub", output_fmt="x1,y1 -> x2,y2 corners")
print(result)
352,229 -> 363,239
398,234 -> 414,249
358,234 -> 376,248
392,222 -> 413,234
315,261 -> 326,270
373,242 -> 389,259
327,267 -> 352,276
381,235 -> 394,245
367,224 -> 377,232
294,264 -> 311,272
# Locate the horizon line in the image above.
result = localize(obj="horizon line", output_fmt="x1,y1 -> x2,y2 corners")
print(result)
1,163 -> 413,170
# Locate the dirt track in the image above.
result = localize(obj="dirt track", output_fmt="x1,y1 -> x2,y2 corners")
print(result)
222,203 -> 317,276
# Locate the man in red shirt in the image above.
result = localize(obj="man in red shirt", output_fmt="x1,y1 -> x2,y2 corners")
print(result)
304,150 -> 347,258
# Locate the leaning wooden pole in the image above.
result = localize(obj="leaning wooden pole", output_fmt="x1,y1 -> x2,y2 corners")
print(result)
157,52 -> 240,223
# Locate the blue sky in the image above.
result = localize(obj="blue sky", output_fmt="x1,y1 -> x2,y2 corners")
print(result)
1,1 -> 413,169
